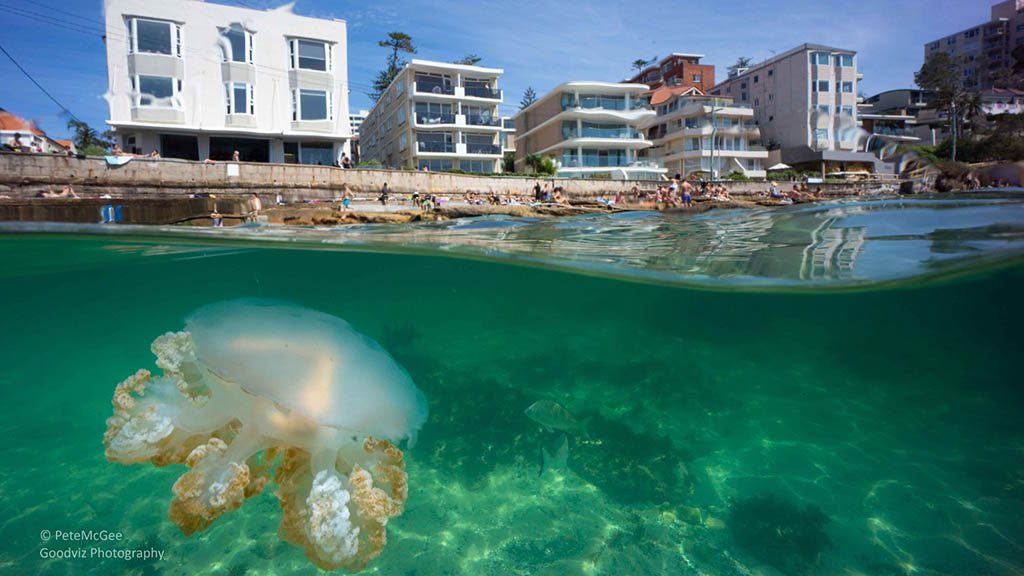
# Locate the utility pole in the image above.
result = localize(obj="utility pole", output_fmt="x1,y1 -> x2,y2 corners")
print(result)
951,99 -> 958,162
709,103 -> 724,180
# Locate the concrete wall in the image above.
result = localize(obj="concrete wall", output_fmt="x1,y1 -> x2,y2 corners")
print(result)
0,152 -> 873,200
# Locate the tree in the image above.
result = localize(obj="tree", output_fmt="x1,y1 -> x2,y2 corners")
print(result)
520,86 -> 537,110
728,56 -> 753,77
915,52 -> 974,161
454,54 -> 481,65
370,32 -> 416,102
67,118 -> 113,155
631,56 -> 657,73
502,152 -> 515,173
524,153 -> 542,172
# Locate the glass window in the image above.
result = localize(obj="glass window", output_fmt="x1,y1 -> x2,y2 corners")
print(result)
399,133 -> 407,151
815,80 -> 830,92
693,73 -> 701,82
812,52 -> 831,65
299,89 -> 328,120
753,75 -> 759,83
295,40 -> 327,71
232,83 -> 248,114
816,105 -> 830,115
835,54 -> 854,67
814,128 -> 829,140
139,75 -> 174,107
299,142 -> 333,165
841,81 -> 854,93
136,19 -> 172,55
223,25 -> 247,63
418,159 -> 453,171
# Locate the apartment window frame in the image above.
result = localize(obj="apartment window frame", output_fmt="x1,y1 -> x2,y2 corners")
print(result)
815,80 -> 830,92
220,24 -> 253,64
135,74 -> 180,108
835,54 -> 854,67
127,17 -> 182,57
288,38 -> 332,72
291,88 -> 332,121
225,82 -> 254,115
841,81 -> 854,93
812,52 -> 831,66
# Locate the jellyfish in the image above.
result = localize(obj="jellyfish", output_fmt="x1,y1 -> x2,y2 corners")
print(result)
103,299 -> 428,571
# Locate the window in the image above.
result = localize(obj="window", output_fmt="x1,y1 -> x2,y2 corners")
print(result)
840,105 -> 854,116
814,128 -> 829,141
741,92 -> 747,100
812,52 -> 831,65
753,74 -> 759,83
815,80 -> 830,92
929,42 -> 940,50
225,82 -> 253,114
461,159 -> 493,173
693,73 -> 702,82
841,81 -> 854,93
139,75 -> 175,107
816,104 -> 831,115
221,24 -> 251,63
289,39 -> 330,71
398,106 -> 407,125
768,69 -> 773,77
293,89 -> 330,121
299,142 -> 333,165
399,133 -> 407,151
129,18 -> 181,57
740,82 -> 747,89
835,54 -> 854,67
754,98 -> 760,106
418,159 -> 453,171
397,78 -> 405,95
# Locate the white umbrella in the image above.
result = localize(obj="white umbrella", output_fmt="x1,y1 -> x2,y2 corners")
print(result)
768,163 -> 791,170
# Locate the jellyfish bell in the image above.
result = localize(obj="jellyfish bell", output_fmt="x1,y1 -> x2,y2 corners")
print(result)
103,299 -> 428,572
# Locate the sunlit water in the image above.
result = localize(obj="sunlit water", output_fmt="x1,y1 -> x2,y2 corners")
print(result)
0,194 -> 1022,576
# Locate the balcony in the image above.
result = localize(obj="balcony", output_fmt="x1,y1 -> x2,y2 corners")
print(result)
417,141 -> 454,153
464,86 -> 502,99
872,126 -> 914,137
466,143 -> 501,155
415,82 -> 455,95
466,114 -> 501,127
416,113 -> 456,125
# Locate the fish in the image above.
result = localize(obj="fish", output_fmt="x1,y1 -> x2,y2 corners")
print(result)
525,400 -> 588,437
540,434 -> 569,477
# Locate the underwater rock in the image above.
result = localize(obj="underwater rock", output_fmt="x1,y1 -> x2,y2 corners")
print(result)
102,299 -> 428,572
728,495 -> 830,576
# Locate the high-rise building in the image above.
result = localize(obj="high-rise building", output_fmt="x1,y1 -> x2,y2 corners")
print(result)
924,0 -> 1024,91
103,0 -> 353,164
513,82 -> 665,179
349,110 -> 369,136
359,60 -> 505,173
711,44 -> 885,174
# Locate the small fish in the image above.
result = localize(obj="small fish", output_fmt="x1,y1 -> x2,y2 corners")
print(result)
525,400 -> 588,437
540,434 -> 569,477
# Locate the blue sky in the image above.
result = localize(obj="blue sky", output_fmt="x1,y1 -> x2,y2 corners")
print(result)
0,0 -> 991,139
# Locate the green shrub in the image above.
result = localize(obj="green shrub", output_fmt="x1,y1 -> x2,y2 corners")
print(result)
726,171 -> 749,181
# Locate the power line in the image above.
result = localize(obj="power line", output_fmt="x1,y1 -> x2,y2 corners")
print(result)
0,42 -> 80,121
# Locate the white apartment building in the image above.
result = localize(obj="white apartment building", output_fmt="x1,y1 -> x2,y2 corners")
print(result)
513,82 -> 665,180
103,0 -> 352,164
711,44 -> 885,174
359,60 -> 505,173
642,90 -> 767,179
349,109 -> 369,136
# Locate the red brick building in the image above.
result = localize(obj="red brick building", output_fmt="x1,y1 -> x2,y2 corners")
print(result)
626,53 -> 716,93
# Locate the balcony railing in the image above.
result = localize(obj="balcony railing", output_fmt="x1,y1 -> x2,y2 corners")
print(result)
466,143 -> 501,154
415,82 -> 455,95
416,113 -> 455,125
873,126 -> 914,137
418,141 -> 454,153
464,86 -> 502,99
466,114 -> 501,126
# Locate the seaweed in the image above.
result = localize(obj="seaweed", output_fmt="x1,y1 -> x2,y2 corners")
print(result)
728,495 -> 830,575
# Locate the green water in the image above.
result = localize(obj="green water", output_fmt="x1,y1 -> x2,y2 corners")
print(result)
1,198 -> 1023,576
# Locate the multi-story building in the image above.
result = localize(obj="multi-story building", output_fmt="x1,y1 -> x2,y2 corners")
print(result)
711,43 -> 885,174
500,116 -> 515,154
626,54 -> 716,93
860,89 -> 940,145
103,0 -> 352,164
513,82 -> 665,179
641,88 -> 768,179
1,108 -> 71,154
359,60 -> 505,173
924,0 -> 1024,91
349,109 -> 369,136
